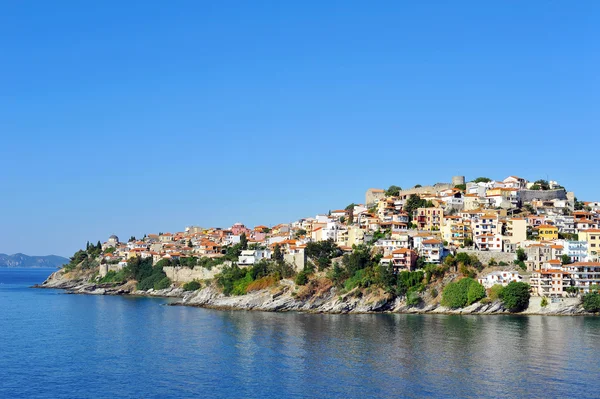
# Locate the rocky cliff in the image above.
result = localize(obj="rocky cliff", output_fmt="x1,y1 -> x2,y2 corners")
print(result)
35,269 -> 591,316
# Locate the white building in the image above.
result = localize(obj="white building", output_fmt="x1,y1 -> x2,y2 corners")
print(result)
237,249 -> 272,266
477,271 -> 522,289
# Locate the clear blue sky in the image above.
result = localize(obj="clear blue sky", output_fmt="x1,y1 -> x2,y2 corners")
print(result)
1,1 -> 598,257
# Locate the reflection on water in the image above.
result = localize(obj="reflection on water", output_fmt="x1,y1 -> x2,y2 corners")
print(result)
1,268 -> 599,399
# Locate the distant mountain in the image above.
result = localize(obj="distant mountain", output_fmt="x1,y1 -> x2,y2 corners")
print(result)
0,253 -> 69,268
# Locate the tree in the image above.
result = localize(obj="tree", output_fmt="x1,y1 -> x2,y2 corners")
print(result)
454,184 -> 466,191
472,177 -> 491,183
467,281 -> 486,305
442,278 -> 484,308
342,245 -> 371,276
240,233 -> 248,250
129,236 -> 136,242
295,229 -> 307,238
533,179 -> 550,190
305,239 -> 341,261
340,216 -> 346,224
583,292 -> 600,312
295,270 -> 309,285
96,241 -> 102,251
516,248 -> 527,262
385,185 -> 402,197
347,207 -> 354,225
501,282 -> 530,312
561,254 -> 572,265
273,244 -> 284,263
414,184 -> 422,188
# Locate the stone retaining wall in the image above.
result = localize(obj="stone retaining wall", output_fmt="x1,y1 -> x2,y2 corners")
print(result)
457,250 -> 516,265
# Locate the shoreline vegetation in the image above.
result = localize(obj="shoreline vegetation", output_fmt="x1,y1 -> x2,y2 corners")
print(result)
34,258 -> 595,317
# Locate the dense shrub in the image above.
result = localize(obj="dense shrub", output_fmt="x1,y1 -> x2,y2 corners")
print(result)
467,281 -> 486,305
183,280 -> 202,291
488,284 -> 504,301
501,282 -> 531,312
99,270 -> 127,284
397,271 -> 424,296
231,272 -> 253,295
137,273 -> 167,291
442,278 -> 485,308
154,277 -> 172,290
582,292 -> 600,312
295,270 -> 309,286
406,290 -> 421,306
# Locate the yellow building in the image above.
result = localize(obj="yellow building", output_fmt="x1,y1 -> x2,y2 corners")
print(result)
537,224 -> 558,241
579,229 -> 600,261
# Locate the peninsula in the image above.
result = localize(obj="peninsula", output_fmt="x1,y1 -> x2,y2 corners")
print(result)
38,174 -> 600,315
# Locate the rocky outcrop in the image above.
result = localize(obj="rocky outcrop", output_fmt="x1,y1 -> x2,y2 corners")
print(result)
35,270 -> 593,316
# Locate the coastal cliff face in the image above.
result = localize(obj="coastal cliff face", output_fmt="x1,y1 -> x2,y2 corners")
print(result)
36,270 -> 590,316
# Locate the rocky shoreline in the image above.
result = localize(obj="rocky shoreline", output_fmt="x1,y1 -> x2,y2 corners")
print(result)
34,269 -> 593,316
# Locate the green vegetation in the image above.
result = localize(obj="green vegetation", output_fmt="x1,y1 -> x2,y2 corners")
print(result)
99,269 -> 127,284
183,280 -> 202,291
514,248 -> 527,270
582,291 -> 600,312
500,282 -> 530,312
385,185 -> 402,197
216,259 -> 289,296
472,177 -> 491,183
295,229 -> 307,238
424,264 -> 448,284
295,270 -> 309,286
445,253 -> 483,278
532,179 -> 550,190
561,254 -> 572,265
63,242 -> 103,271
540,297 -> 548,307
121,256 -> 172,291
441,278 -> 486,308
488,284 -> 504,301
404,194 -> 435,215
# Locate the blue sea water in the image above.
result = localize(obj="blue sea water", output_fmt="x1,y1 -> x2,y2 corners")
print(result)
1,268 -> 599,399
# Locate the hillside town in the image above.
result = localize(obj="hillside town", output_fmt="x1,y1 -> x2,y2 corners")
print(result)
96,175 -> 600,298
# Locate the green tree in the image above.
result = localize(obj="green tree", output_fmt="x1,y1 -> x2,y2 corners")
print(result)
295,270 -> 309,285
240,233 -> 248,250
305,239 -> 341,261
273,244 -> 284,263
467,281 -> 486,305
472,177 -> 491,183
516,248 -> 527,262
385,185 -> 402,197
561,254 -> 572,265
533,179 -> 550,190
183,280 -> 202,291
582,291 -> 600,312
441,278 -> 485,308
295,229 -> 307,238
501,282 -> 531,312
327,262 -> 347,287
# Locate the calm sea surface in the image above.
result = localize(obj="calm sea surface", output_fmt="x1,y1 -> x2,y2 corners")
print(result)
1,268 -> 599,399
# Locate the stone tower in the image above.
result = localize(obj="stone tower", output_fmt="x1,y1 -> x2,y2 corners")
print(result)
452,176 -> 465,186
